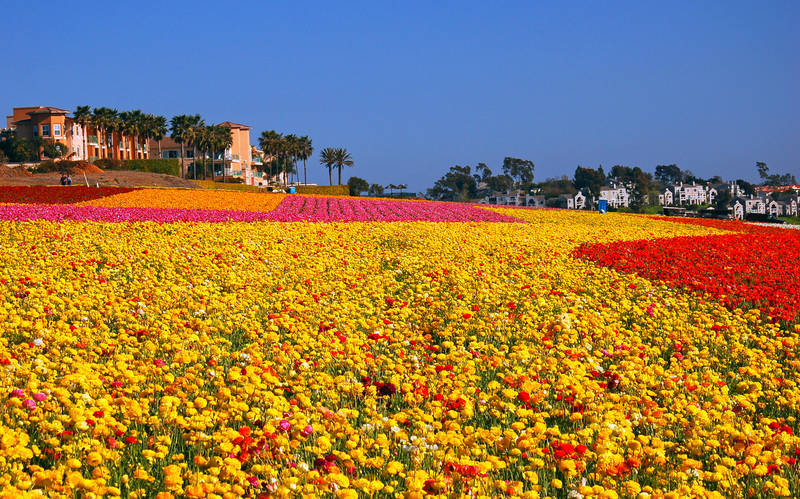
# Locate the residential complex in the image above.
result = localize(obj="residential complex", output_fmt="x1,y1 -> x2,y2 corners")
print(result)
4,105 -> 274,186
6,106 -> 148,161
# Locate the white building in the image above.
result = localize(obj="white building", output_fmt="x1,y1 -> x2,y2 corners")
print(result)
599,185 -> 629,208
672,182 -> 713,205
658,189 -> 674,206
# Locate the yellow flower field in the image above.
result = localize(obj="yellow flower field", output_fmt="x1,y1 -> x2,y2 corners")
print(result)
0,210 -> 797,498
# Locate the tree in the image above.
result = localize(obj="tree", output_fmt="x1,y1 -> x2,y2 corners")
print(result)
736,179 -> 756,197
194,126 -> 211,180
298,136 -> 313,185
0,149 -> 6,167
150,115 -> 168,158
283,134 -> 300,185
756,161 -> 797,186
573,166 -> 606,198
654,164 -> 682,185
170,115 -> 203,178
334,148 -> 354,185
426,165 -> 477,201
319,148 -> 336,186
72,105 -> 91,161
258,130 -> 283,184
214,125 -> 233,183
347,176 -> 369,196
91,107 -> 118,160
714,188 -> 732,210
502,157 -> 535,190
368,183 -> 384,196
42,142 -> 68,160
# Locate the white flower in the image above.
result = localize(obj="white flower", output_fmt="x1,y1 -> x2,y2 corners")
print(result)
33,338 -> 44,346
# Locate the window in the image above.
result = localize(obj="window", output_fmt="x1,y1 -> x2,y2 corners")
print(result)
41,124 -> 50,137
53,124 -> 62,136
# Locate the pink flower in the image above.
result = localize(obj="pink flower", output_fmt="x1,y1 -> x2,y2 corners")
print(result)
10,389 -> 24,398
33,392 -> 47,401
301,425 -> 314,437
154,359 -> 166,367
22,399 -> 36,410
278,420 -> 291,432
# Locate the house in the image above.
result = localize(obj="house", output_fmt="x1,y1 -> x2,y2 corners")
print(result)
765,199 -> 780,217
569,190 -> 587,210
672,182 -> 712,205
744,197 -> 766,215
480,190 -> 544,207
713,181 -> 744,200
777,200 -> 797,216
6,106 -> 148,161
599,184 -> 629,208
148,121 -> 257,185
658,189 -> 674,206
730,198 -> 745,220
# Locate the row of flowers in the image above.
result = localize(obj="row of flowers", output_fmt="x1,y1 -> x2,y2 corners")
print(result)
0,186 -> 135,204
573,218 -> 800,323
79,189 -> 286,213
0,196 -> 523,223
0,212 -> 797,497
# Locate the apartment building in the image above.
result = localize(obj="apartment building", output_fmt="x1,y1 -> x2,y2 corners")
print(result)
5,106 -> 148,161
148,121 -> 264,185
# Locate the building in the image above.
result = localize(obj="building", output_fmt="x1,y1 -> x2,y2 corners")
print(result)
658,188 -> 674,206
5,106 -> 148,161
671,182 -> 714,205
479,190 -> 544,207
599,184 -> 629,208
569,190 -> 587,210
148,121 -> 263,185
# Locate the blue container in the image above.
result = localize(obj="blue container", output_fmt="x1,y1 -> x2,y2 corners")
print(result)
598,199 -> 608,214
288,187 -> 296,194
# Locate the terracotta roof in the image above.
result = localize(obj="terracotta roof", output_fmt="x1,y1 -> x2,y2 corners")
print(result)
26,107 -> 70,115
218,121 -> 251,130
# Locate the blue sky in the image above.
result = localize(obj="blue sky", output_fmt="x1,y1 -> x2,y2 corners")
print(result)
3,1 -> 798,191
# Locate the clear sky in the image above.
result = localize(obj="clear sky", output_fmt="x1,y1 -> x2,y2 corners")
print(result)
3,1 -> 798,191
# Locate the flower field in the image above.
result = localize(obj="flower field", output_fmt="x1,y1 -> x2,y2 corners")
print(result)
0,187 -> 798,498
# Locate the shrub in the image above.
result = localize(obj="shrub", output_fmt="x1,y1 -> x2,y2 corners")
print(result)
191,180 -> 262,193
94,158 -> 180,176
94,158 -> 124,170
295,185 -> 350,196
122,159 -> 180,176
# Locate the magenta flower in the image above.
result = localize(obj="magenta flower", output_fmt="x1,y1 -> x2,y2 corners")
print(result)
10,389 -> 25,398
278,420 -> 291,432
33,392 -> 47,401
22,399 -> 36,410
301,425 -> 313,437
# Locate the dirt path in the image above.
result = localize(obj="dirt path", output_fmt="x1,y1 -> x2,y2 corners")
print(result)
0,170 -> 198,188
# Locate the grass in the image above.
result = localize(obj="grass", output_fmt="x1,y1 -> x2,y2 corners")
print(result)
780,216 -> 800,226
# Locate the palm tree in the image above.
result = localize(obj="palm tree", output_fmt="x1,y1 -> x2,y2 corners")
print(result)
214,125 -> 233,183
284,134 -> 300,186
170,114 -> 203,178
91,107 -> 117,160
194,126 -> 210,180
106,111 -> 121,160
334,148 -> 354,186
185,116 -> 205,179
150,115 -> 168,158
72,105 -> 91,161
319,147 -> 337,186
298,135 -> 313,185
258,130 -> 283,185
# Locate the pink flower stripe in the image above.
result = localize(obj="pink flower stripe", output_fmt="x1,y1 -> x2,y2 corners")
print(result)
0,204 -> 275,223
265,196 -> 523,222
0,197 -> 524,223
